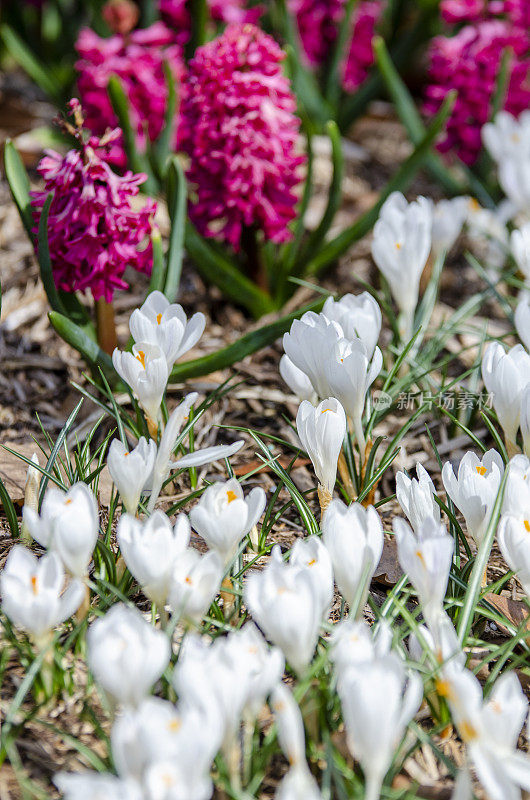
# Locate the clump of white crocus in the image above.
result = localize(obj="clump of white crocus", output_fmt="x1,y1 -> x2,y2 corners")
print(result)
396,462 -> 439,533
290,535 -> 334,619
393,516 -> 454,628
322,499 -> 383,616
129,290 -> 205,370
168,547 -> 223,625
22,481 -> 98,579
1,546 -> 85,646
244,546 -> 323,674
371,192 -> 433,341
431,197 -> 469,257
336,656 -> 423,800
107,436 -> 156,515
87,603 -> 170,709
482,342 -> 530,453
282,311 -> 343,399
511,223 -> 530,281
189,477 -> 266,565
271,682 -> 323,800
442,449 -> 504,545
441,668 -> 530,800
279,355 -> 317,403
515,294 -> 530,353
323,338 -> 382,456
322,291 -> 382,358
117,512 -> 189,609
112,342 -> 168,432
296,397 -> 346,512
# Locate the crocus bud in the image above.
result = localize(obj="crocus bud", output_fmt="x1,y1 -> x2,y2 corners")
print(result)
322,499 -> 383,615
322,292 -> 382,358
511,223 -> 530,282
442,450 -> 504,546
102,0 -> 140,34
296,397 -> 346,511
189,477 -> 266,565
515,294 -> 530,352
271,682 -> 308,768
497,513 -> 530,598
1,546 -> 85,646
431,197 -> 468,256
168,548 -> 223,625
289,536 -> 334,618
107,436 -> 156,515
112,343 -> 169,430
396,462 -> 440,534
87,603 -> 170,708
129,291 -> 205,370
330,618 -> 393,676
22,482 -> 98,578
481,342 -> 530,453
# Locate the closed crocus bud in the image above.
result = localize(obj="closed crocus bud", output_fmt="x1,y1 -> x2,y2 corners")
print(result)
337,657 -> 423,800
330,619 -> 392,675
279,355 -> 317,403
482,342 -> 530,453
497,514 -> 530,597
190,478 -> 266,565
129,291 -> 205,370
112,342 -> 168,430
117,512 -> 189,608
87,603 -> 170,708
322,499 -> 383,614
323,338 -> 382,456
442,449 -> 504,546
227,624 -> 285,720
431,197 -> 469,256
108,436 -> 156,515
322,292 -> 382,358
515,294 -> 530,353
371,192 -> 433,341
296,397 -> 346,511
168,548 -> 223,625
290,536 -> 334,619
393,516 -> 454,626
0,546 -> 84,646
511,223 -> 530,282
396,462 -> 440,533
244,547 -> 322,674
23,482 -> 98,578
282,311 -> 342,399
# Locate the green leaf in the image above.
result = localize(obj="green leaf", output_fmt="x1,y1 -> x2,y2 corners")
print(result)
304,90 -> 456,277
4,139 -> 34,242
170,296 -> 325,381
0,475 -> 19,539
48,312 -> 115,378
148,227 -> 166,294
37,193 -> 68,316
324,0 -> 356,107
184,222 -> 274,319
0,24 -> 62,104
38,399 -> 84,507
152,60 -> 178,177
164,157 -> 187,301
491,47 -> 513,119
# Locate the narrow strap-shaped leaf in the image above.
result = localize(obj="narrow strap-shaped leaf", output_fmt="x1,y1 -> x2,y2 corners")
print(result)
187,0 -> 208,54
48,311 -> 115,377
0,24 -> 62,104
164,156 -> 187,301
304,91 -> 456,277
38,399 -> 84,507
152,60 -> 178,177
170,297 -> 325,382
4,139 -> 34,241
37,193 -> 68,316
0,475 -> 19,539
324,0 -> 356,107
184,222 -> 274,319
148,226 -> 166,293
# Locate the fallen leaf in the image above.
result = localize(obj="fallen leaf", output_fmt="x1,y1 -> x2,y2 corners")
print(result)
483,593 -> 530,635
373,537 -> 403,586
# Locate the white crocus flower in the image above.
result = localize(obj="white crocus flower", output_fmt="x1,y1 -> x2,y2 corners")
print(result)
330,618 -> 394,676
371,192 -> 433,341
409,611 -> 464,678
497,514 -> 530,597
396,462 -> 440,533
393,516 -> 454,626
322,499 -> 383,614
465,198 -> 511,270
511,223 -> 530,282
23,482 -> 98,579
442,449 -> 504,545
521,384 -> 530,458
1,546 -> 84,645
323,338 -> 382,456
189,477 -> 266,565
482,342 -> 530,452
279,355 -> 317,403
295,397 -> 346,510
117,512 -> 189,608
129,290 -> 205,370
271,682 -> 323,800
290,536 -> 334,618
168,547 -> 223,625
515,294 -> 530,353
498,158 -> 530,215
431,197 -> 469,256
322,292 -> 382,358
54,773 -> 141,800
282,311 -> 342,399
112,342 -> 168,429
244,546 -> 322,674
442,668 -> 530,800
337,656 -> 423,800
87,603 -> 170,709
107,436 -> 157,515
502,454 -> 530,516
482,110 -> 530,163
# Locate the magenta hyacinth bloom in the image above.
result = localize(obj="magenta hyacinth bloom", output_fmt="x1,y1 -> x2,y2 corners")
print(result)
179,23 -> 305,250
425,18 -> 530,165
158,0 -> 261,44
440,0 -> 486,24
342,1 -> 384,91
31,126 -> 156,303
76,22 -> 184,168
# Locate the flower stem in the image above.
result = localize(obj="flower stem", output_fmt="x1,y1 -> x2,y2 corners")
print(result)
95,297 -> 118,355
241,226 -> 268,294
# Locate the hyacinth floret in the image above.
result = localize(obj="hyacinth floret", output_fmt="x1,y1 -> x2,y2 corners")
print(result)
31,101 -> 156,303
179,23 -> 305,250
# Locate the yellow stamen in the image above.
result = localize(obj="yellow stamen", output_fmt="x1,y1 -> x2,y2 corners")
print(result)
469,197 -> 480,212
31,575 -> 38,595
64,498 -> 72,506
168,718 -> 181,732
157,313 -> 163,325
136,350 -> 146,368
435,678 -> 453,700
226,490 -> 238,503
395,242 -> 402,250
476,466 -> 487,476
524,520 -> 530,532
415,549 -> 426,567
460,720 -> 478,742
185,576 -> 192,585
307,558 -> 317,567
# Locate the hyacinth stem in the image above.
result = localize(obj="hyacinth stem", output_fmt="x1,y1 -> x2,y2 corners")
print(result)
95,298 -> 118,355
241,226 -> 268,294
